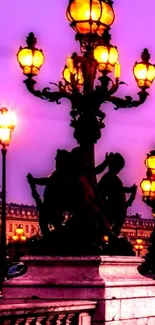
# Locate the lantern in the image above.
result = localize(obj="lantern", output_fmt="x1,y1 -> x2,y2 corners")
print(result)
17,33 -> 44,76
145,150 -> 155,175
140,178 -> 155,198
133,48 -> 155,89
136,238 -> 143,245
66,0 -> 115,36
21,235 -> 27,242
94,44 -> 118,72
63,56 -> 84,86
15,225 -> 24,236
12,235 -> 18,241
0,107 -> 16,147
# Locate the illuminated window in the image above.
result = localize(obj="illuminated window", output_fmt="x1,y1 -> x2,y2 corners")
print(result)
22,211 -> 25,215
27,211 -> 30,216
11,209 -> 14,214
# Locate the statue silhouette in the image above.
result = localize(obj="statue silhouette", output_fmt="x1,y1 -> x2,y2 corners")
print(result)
27,148 -> 136,254
27,147 -> 116,253
96,152 -> 137,236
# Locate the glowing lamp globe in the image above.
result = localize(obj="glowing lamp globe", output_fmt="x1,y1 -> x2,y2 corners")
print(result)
63,66 -> 84,86
66,0 -> 115,36
0,107 -> 16,147
94,44 -> 118,71
17,33 -> 44,76
12,235 -> 18,241
136,238 -> 143,245
15,225 -> 24,236
140,178 -> 155,198
145,150 -> 155,174
21,234 -> 27,242
133,49 -> 155,88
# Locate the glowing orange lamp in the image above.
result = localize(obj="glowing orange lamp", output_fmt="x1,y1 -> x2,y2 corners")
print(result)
94,44 -> 118,72
133,49 -> 155,89
66,0 -> 115,36
17,32 -> 44,76
140,178 -> 155,198
145,150 -> 155,175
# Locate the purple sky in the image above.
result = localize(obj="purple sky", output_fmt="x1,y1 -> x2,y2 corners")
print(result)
0,0 -> 155,218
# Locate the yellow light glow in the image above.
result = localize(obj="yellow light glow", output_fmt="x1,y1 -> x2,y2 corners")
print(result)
140,178 -> 155,197
15,226 -> 24,235
17,48 -> 44,76
136,238 -> 143,245
66,0 -> 115,35
140,179 -> 152,193
67,56 -> 74,73
114,61 -> 121,79
145,155 -> 155,170
103,235 -> 109,243
139,245 -> 143,250
94,45 -> 118,72
21,235 -> 27,241
0,108 -> 16,147
133,62 -> 155,88
100,1 -> 115,29
63,67 -> 84,85
12,235 -> 18,241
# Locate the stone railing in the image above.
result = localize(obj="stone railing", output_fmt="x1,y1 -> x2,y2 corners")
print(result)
0,300 -> 97,325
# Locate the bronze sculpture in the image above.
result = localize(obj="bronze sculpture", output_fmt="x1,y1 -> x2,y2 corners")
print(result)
27,148 -> 137,255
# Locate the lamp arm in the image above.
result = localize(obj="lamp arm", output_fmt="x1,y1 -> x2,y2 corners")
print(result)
24,78 -> 72,105
108,89 -> 149,110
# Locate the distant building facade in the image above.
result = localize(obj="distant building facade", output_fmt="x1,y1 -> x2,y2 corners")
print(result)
0,203 -> 154,255
0,203 -> 39,243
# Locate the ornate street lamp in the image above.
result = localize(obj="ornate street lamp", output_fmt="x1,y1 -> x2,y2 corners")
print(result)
12,225 -> 27,263
17,0 -> 155,168
134,237 -> 143,257
12,225 -> 27,242
0,107 -> 16,298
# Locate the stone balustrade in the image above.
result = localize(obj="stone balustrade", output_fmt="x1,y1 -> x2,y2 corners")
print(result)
0,300 -> 97,325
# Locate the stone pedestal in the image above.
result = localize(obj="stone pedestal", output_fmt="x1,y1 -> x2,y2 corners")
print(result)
4,256 -> 155,324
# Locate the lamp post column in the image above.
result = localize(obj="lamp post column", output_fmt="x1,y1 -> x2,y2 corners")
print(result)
0,147 -> 7,297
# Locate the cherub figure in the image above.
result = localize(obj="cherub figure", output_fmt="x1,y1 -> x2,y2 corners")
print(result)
96,152 -> 137,236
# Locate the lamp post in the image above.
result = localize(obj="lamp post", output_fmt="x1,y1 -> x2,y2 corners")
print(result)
139,150 -> 155,277
0,107 -> 16,298
12,225 -> 27,262
134,238 -> 143,257
17,0 -> 155,168
12,224 -> 27,243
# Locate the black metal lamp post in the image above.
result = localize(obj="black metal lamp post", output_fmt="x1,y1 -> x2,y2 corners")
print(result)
0,107 -> 16,298
16,0 -> 155,168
